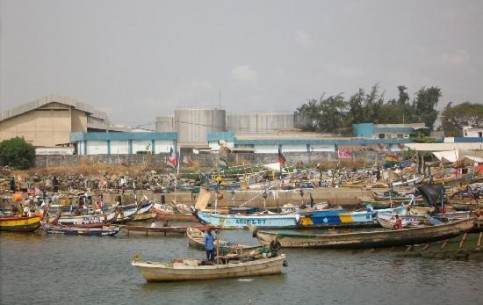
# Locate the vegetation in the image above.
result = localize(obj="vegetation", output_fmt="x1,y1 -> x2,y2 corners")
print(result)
440,102 -> 483,137
296,85 -> 443,134
0,137 -> 36,169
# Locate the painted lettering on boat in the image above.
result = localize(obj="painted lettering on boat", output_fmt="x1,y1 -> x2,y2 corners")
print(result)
235,219 -> 267,225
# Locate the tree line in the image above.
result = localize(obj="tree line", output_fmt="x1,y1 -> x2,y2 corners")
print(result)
295,84 -> 483,137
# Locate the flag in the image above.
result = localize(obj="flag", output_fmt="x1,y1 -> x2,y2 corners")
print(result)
385,153 -> 399,162
182,154 -> 194,167
166,147 -> 177,168
337,149 -> 352,159
219,157 -> 228,168
278,147 -> 286,166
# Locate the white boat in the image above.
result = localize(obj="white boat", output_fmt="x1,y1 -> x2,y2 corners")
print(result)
192,187 -> 300,229
391,175 -> 425,187
132,253 -> 287,282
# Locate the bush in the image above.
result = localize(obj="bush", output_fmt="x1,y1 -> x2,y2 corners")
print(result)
0,137 -> 36,169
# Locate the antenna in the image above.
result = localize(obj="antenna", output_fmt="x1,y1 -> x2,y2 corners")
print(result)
218,90 -> 222,108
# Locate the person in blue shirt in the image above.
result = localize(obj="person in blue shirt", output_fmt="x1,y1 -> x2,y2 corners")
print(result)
204,229 -> 216,262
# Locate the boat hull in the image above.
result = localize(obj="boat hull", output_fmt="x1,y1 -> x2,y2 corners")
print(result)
132,254 -> 286,282
253,218 -> 475,249
44,225 -> 120,236
194,210 -> 299,229
0,215 -> 41,232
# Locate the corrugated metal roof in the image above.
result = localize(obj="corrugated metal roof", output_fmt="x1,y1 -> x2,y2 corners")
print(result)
0,95 -> 108,122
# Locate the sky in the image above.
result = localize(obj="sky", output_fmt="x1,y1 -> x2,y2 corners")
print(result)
1,0 -> 482,129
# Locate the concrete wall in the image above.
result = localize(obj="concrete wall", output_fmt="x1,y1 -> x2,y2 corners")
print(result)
34,151 -> 384,168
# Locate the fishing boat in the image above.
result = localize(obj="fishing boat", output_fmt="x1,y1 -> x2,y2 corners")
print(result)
251,217 -> 475,249
152,203 -> 197,222
375,213 -> 428,229
191,187 -> 300,229
193,209 -> 300,229
186,227 -> 263,255
131,252 -> 287,282
0,215 -> 42,232
121,223 -> 212,237
103,202 -> 146,223
297,204 -> 407,228
49,213 -> 106,226
43,224 -> 120,236
391,174 -> 425,187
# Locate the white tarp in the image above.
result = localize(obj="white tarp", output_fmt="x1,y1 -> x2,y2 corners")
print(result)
432,149 -> 483,163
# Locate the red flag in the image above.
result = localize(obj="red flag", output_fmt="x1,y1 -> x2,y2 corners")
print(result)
337,149 -> 352,159
278,147 -> 286,166
166,147 -> 177,168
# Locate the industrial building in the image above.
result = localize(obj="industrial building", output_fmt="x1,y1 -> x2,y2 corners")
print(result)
7,96 -> 477,157
0,95 -> 109,148
70,132 -> 177,155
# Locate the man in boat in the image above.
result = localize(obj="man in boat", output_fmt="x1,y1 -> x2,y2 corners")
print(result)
204,229 -> 216,262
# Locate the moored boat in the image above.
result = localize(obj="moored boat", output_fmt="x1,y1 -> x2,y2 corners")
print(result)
298,204 -> 407,228
0,215 -> 42,232
121,223 -> 212,237
251,217 -> 475,249
152,203 -> 197,222
193,209 -> 300,229
43,224 -> 120,236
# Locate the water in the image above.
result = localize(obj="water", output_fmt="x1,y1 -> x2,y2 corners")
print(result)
1,229 -> 481,305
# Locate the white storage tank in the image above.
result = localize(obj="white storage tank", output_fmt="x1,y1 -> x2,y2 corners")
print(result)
175,108 -> 226,145
155,115 -> 175,132
227,113 -> 295,132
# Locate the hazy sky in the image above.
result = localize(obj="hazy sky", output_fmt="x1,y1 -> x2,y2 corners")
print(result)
1,0 -> 482,128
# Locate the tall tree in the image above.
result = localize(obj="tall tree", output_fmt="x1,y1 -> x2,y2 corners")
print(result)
296,94 -> 347,132
412,86 -> 441,130
0,137 -> 36,169
441,102 -> 483,137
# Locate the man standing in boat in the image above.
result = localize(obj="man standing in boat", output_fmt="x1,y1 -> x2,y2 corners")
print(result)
204,229 -> 216,262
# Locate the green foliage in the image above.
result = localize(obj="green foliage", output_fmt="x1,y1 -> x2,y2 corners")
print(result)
296,93 -> 347,133
296,84 -> 442,132
441,102 -> 483,137
412,86 -> 441,130
0,137 -> 36,169
401,148 -> 416,160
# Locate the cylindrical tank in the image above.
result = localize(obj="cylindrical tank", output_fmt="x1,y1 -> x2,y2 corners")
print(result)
227,113 -> 295,132
175,108 -> 226,145
155,116 -> 175,132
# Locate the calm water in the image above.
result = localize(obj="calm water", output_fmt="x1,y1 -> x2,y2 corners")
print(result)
0,228 -> 481,305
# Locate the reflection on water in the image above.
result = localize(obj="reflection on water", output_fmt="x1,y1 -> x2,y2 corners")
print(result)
1,230 -> 481,305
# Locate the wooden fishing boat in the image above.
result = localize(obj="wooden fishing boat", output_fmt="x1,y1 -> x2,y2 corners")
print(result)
43,224 -> 120,236
375,213 -> 429,229
49,213 -> 105,226
391,175 -> 425,187
0,215 -> 41,232
121,224 -> 212,237
298,205 -> 407,228
372,190 -> 415,201
131,252 -> 287,282
186,227 -> 263,255
152,203 -> 197,222
251,217 -> 475,249
447,200 -> 479,211
193,209 -> 300,229
103,202 -> 146,223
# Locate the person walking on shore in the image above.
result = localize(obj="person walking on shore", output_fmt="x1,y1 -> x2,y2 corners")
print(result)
9,177 -> 16,192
